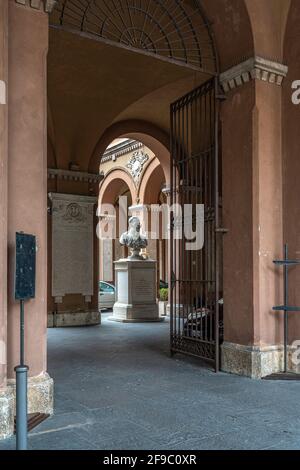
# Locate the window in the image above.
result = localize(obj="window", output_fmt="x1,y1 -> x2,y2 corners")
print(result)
100,282 -> 114,293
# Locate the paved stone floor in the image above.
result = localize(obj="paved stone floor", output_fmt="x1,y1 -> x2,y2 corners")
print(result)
1,313 -> 300,450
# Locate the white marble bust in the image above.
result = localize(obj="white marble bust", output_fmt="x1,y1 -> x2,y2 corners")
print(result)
120,216 -> 148,260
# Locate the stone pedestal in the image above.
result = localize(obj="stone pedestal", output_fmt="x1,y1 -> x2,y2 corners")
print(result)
111,259 -> 160,322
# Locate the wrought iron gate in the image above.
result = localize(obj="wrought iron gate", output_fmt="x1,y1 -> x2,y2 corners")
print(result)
170,77 -> 221,371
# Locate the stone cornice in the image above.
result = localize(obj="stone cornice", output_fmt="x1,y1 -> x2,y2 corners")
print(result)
15,0 -> 57,13
48,168 -> 103,184
48,192 -> 98,204
102,140 -> 143,163
220,56 -> 288,93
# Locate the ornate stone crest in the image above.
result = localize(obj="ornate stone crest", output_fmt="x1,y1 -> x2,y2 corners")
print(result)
63,203 -> 85,222
126,150 -> 149,184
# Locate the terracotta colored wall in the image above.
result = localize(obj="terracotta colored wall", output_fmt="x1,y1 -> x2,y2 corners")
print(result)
222,76 -> 284,347
283,0 -> 300,342
254,80 -> 283,346
7,3 -> 48,378
222,82 -> 255,345
202,0 -> 254,71
0,0 -> 8,389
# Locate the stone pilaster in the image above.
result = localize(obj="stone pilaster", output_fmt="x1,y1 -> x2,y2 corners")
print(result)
221,58 -> 285,377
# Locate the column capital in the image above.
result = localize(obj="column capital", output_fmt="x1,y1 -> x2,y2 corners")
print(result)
220,56 -> 288,93
15,0 -> 57,13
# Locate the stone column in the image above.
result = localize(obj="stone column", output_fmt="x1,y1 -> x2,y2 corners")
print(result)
3,0 -> 57,438
0,0 -> 14,440
220,57 -> 288,378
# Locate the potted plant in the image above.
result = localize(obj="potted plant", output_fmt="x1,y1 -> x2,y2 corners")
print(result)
159,288 -> 169,317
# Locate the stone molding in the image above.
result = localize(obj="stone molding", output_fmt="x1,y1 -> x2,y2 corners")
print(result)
48,310 -> 100,328
220,56 -> 288,93
221,341 -> 300,379
0,387 -> 14,440
8,371 -> 54,414
129,204 -> 149,213
15,0 -> 57,13
48,168 -> 103,184
102,140 -> 143,163
49,192 -> 98,204
0,372 -> 54,440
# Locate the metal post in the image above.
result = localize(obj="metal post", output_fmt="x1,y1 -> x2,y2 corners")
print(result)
15,299 -> 28,450
20,299 -> 24,366
284,244 -> 289,373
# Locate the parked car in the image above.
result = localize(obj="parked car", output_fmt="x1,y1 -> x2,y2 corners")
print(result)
99,281 -> 116,310
159,279 -> 168,289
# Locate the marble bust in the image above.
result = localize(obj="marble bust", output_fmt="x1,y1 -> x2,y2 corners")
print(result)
120,216 -> 148,260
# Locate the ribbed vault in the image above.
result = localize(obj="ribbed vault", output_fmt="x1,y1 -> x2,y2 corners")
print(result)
50,0 -> 217,73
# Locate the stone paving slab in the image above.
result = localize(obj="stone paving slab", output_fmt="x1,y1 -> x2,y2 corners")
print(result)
0,313 -> 300,450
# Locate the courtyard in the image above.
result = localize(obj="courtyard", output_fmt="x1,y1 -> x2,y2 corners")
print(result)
1,313 -> 299,451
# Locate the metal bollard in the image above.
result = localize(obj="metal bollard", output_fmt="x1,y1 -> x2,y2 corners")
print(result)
15,365 -> 29,450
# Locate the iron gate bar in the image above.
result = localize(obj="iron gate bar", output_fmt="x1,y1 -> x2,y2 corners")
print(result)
170,76 -> 221,371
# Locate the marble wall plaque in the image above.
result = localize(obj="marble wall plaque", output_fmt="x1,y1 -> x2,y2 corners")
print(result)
102,239 -> 113,281
132,269 -> 155,302
117,270 -> 128,303
49,193 -> 97,300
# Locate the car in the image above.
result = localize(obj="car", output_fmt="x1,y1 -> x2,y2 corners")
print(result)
159,280 -> 168,289
99,281 -> 116,310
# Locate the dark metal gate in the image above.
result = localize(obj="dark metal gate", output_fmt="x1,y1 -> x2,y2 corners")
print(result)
170,77 -> 221,371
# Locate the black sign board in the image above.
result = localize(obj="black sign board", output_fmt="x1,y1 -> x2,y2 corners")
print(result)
15,233 -> 36,301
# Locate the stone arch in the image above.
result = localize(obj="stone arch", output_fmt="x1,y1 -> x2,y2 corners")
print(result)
138,158 -> 165,205
99,167 -> 136,206
89,120 -> 171,186
201,0 -> 254,71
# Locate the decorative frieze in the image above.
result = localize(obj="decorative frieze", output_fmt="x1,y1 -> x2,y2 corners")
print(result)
220,56 -> 288,93
102,140 -> 143,163
48,168 -> 103,184
15,0 -> 57,13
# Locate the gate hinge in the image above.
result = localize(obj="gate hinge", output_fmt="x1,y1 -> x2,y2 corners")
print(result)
215,227 -> 229,234
216,94 -> 227,101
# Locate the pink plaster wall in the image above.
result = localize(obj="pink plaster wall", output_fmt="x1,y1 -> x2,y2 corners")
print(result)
7,2 -> 48,378
0,0 -> 8,389
283,0 -> 300,342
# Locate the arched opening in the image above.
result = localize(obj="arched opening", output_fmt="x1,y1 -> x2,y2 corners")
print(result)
46,0 -> 222,365
98,137 -> 169,320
